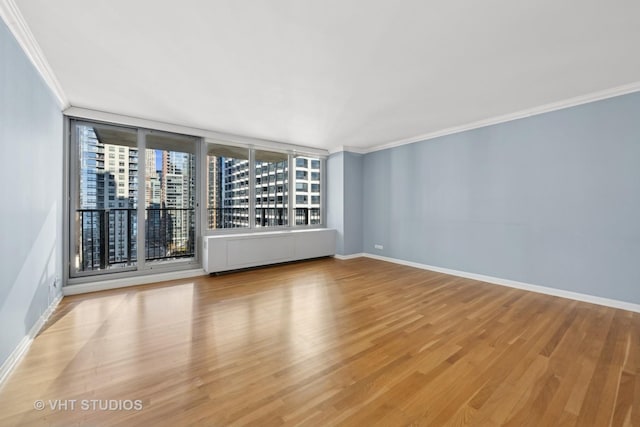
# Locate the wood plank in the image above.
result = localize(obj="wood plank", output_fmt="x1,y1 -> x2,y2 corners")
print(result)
0,257 -> 637,426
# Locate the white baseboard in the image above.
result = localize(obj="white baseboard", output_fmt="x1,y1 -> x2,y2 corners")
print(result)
333,253 -> 366,260
0,293 -> 63,386
63,268 -> 207,296
360,253 -> 640,313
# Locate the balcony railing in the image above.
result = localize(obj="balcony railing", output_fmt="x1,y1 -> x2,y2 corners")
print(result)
146,208 -> 195,261
256,207 -> 287,227
77,207 -> 195,272
78,207 -> 321,270
295,207 -> 321,226
207,207 -> 250,229
206,207 -> 321,229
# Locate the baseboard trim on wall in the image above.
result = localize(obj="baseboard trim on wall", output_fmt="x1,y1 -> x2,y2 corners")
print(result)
333,253 -> 366,260
361,253 -> 640,313
63,269 -> 207,296
0,293 -> 63,386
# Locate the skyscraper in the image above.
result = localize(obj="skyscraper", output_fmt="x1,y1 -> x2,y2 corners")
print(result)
77,125 -> 138,270
161,150 -> 195,255
205,152 -> 320,229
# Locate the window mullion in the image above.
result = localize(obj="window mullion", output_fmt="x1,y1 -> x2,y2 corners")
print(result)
249,149 -> 256,229
136,129 -> 146,271
288,153 -> 294,227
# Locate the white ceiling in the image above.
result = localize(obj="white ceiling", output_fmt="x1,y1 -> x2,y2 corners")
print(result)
14,0 -> 640,150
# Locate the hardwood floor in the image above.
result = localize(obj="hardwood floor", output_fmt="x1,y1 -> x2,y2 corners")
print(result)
0,257 -> 638,426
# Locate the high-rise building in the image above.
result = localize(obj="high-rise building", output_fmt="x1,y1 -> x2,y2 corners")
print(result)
207,156 -> 222,228
77,126 -> 138,269
161,150 -> 195,256
223,158 -> 251,227
206,153 -> 320,229
293,157 -> 321,225
144,149 -> 159,207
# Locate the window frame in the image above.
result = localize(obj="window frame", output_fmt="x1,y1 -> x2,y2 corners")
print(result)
67,118 -> 202,280
203,142 -> 326,235
64,112 -> 328,287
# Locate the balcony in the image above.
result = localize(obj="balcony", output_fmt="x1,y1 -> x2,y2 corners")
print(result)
76,208 -> 195,272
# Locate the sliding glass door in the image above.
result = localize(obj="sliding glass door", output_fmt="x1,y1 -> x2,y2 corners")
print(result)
70,120 -> 199,278
144,133 -> 196,264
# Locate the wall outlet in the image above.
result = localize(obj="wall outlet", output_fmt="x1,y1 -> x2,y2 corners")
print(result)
374,244 -> 384,250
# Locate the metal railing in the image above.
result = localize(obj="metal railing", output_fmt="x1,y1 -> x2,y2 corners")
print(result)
205,207 -> 321,229
256,207 -> 287,227
295,208 -> 321,226
207,207 -> 250,229
77,207 -> 195,272
145,208 -> 195,261
77,206 -> 321,270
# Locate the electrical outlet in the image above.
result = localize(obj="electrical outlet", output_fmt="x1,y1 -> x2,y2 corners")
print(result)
374,244 -> 383,250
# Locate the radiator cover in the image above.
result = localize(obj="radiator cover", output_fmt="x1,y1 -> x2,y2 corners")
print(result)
203,229 -> 336,273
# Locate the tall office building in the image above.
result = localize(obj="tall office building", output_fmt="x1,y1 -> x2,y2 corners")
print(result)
77,126 -> 138,269
161,150 -> 196,255
293,157 -> 321,225
144,149 -> 160,207
206,154 -> 320,229
207,156 -> 223,228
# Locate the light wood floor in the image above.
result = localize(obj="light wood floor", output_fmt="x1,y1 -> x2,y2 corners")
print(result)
0,257 -> 638,426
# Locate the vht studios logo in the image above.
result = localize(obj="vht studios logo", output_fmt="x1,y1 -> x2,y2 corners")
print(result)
34,399 -> 143,411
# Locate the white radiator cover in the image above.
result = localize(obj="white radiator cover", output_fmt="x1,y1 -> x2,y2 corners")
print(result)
203,229 -> 336,273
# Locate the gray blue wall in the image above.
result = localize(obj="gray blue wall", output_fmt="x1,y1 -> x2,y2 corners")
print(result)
327,152 -> 345,254
362,92 -> 640,304
343,152 -> 363,255
0,19 -> 63,367
327,151 -> 364,255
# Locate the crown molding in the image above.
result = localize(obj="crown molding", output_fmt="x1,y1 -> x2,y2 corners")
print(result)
0,0 -> 69,108
4,0 -> 637,155
64,106 -> 330,157
362,81 -> 640,154
328,145 -> 369,155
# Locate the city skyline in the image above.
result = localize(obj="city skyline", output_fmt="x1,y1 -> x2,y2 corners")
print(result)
75,124 -> 321,274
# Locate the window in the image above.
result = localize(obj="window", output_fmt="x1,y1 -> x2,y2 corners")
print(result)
72,122 -> 138,275
294,156 -> 321,226
206,144 -> 250,229
70,120 -> 198,278
255,149 -> 288,227
71,120 -> 325,279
